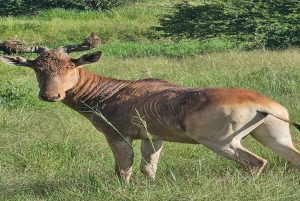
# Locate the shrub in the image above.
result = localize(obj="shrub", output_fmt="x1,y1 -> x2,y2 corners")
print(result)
155,0 -> 300,49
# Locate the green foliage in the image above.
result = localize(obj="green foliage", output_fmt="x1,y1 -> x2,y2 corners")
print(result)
0,0 -> 138,16
155,0 -> 300,49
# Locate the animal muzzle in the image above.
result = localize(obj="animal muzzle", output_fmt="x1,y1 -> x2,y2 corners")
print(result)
39,92 -> 62,102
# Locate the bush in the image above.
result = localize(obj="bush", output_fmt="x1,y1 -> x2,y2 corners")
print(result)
155,0 -> 300,49
0,0 -> 138,16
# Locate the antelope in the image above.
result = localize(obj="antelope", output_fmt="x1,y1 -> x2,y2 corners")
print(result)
1,33 -> 300,184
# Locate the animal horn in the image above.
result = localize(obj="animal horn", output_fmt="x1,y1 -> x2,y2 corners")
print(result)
60,32 -> 101,54
0,36 -> 49,55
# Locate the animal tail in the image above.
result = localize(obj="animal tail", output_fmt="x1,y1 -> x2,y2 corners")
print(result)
258,110 -> 300,131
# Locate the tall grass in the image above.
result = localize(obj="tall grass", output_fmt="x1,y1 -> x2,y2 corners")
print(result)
1,1 -> 300,200
101,39 -> 234,58
1,49 -> 300,200
0,6 -> 164,45
0,5 -> 233,57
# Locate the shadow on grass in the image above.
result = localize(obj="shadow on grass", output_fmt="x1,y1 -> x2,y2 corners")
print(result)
0,173 -> 123,200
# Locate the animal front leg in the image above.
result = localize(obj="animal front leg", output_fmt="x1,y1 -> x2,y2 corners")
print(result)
140,139 -> 163,181
108,138 -> 134,184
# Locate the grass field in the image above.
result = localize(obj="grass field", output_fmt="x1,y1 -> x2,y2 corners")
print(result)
1,1 -> 300,200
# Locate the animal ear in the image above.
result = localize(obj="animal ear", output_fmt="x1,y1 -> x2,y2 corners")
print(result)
72,51 -> 102,68
0,55 -> 34,68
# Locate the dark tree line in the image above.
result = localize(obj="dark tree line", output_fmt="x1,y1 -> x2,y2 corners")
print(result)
155,0 -> 300,49
0,0 -> 137,16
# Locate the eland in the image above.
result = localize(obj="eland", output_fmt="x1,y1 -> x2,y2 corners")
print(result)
1,33 -> 300,183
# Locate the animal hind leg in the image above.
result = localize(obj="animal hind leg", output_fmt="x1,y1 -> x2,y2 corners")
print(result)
201,139 -> 267,177
140,139 -> 163,181
251,116 -> 300,168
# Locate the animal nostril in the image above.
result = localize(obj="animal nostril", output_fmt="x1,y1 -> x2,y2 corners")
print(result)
40,94 -> 48,101
53,94 -> 60,100
40,93 -> 60,101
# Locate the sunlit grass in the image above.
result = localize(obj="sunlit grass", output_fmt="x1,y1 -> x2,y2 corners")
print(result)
0,5 -> 164,45
1,1 -> 300,200
1,50 -> 300,200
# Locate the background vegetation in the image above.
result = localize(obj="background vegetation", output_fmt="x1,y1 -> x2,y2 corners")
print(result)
1,0 -> 300,200
155,0 -> 300,49
2,0 -> 300,50
0,0 -> 138,16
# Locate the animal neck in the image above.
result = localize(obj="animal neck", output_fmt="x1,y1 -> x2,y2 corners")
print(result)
62,68 -> 129,114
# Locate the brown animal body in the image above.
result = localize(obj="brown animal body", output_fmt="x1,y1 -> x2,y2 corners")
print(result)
1,41 -> 300,183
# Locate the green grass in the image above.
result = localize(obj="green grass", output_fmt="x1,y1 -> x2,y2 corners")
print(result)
1,2 -> 300,200
100,39 -> 234,58
2,50 -> 300,200
0,5 -> 165,45
0,4 -> 234,57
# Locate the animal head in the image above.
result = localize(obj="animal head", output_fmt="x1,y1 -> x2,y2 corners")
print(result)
0,33 -> 102,102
